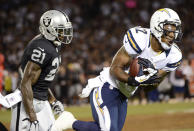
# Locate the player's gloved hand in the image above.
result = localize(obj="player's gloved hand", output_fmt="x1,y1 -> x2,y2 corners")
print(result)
138,57 -> 155,69
51,101 -> 64,115
136,66 -> 158,82
22,118 -> 40,131
128,65 -> 158,86
141,74 -> 160,85
127,77 -> 140,86
137,58 -> 160,85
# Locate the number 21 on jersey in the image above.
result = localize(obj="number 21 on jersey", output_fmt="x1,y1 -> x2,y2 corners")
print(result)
31,49 -> 46,64
31,48 -> 60,81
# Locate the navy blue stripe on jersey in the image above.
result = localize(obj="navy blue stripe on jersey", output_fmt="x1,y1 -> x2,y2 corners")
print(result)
165,49 -> 171,57
126,30 -> 142,54
16,102 -> 21,131
166,59 -> 182,68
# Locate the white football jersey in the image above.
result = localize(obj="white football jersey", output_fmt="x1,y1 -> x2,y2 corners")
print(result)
123,26 -> 182,71
99,26 -> 182,97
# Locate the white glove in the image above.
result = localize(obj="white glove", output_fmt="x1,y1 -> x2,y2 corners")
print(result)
79,85 -> 94,98
51,101 -> 64,115
0,90 -> 22,108
22,118 -> 40,131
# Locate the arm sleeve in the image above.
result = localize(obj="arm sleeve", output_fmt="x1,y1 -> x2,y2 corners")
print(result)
163,50 -> 182,72
123,28 -> 147,56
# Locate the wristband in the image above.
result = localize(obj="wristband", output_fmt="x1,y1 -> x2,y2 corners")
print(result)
33,120 -> 39,124
51,101 -> 57,107
127,77 -> 140,86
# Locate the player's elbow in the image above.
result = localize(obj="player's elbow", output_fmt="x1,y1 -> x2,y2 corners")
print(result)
110,66 -> 117,78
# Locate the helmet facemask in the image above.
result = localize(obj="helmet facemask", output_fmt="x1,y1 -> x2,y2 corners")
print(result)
55,23 -> 73,44
158,21 -> 183,43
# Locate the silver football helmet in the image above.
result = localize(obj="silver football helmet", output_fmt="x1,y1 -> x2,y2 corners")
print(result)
39,10 -> 73,46
150,8 -> 182,50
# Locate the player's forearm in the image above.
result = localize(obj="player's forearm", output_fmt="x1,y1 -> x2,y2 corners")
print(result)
110,66 -> 129,83
48,88 -> 56,104
110,46 -> 132,83
21,81 -> 37,121
20,62 -> 41,121
158,70 -> 169,83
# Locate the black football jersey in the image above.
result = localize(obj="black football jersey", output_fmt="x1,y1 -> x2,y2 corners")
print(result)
20,35 -> 61,100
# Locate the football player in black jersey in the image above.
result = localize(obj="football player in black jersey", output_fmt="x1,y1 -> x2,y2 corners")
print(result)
10,10 -> 73,131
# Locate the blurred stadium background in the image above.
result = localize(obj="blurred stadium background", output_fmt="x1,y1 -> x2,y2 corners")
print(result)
0,0 -> 194,130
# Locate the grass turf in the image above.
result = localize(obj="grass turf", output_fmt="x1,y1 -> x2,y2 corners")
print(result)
0,101 -> 194,131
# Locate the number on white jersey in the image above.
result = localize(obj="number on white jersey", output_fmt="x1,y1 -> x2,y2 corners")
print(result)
135,27 -> 147,34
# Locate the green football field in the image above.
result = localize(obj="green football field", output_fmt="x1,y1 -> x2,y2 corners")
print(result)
1,101 -> 194,131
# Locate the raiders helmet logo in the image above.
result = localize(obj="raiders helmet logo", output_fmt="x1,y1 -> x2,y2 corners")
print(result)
43,17 -> 51,27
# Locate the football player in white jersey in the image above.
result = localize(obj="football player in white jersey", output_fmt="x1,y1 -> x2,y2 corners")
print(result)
55,8 -> 182,131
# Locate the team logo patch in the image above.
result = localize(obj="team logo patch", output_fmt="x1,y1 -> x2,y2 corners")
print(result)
43,17 -> 51,27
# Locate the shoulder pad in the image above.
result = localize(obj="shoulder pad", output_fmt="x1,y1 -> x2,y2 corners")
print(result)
165,44 -> 182,71
28,37 -> 53,66
123,27 -> 149,55
30,36 -> 55,54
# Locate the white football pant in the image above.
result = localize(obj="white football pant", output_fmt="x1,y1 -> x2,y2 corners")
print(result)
10,98 -> 55,131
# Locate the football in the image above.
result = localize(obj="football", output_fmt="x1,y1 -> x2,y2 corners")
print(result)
129,58 -> 140,77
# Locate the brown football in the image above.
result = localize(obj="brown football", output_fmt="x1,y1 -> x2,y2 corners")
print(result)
129,58 -> 140,77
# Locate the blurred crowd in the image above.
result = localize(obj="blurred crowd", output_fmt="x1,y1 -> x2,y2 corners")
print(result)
0,0 -> 194,106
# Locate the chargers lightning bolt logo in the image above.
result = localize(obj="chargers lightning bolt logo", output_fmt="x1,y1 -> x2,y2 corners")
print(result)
158,9 -> 171,17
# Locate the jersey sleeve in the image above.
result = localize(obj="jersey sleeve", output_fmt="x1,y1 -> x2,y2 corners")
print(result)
27,41 -> 51,68
123,27 -> 147,55
162,46 -> 182,72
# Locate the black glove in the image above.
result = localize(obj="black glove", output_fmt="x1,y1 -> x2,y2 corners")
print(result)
127,64 -> 144,86
141,74 -> 160,85
128,64 -> 158,86
138,57 -> 155,69
127,77 -> 140,86
22,118 -> 40,131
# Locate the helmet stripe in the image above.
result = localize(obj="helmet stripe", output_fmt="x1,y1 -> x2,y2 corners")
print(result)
126,30 -> 142,54
63,13 -> 69,22
158,9 -> 171,17
58,10 -> 69,22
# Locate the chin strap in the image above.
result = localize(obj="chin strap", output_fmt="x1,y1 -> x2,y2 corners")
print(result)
160,42 -> 171,50
157,36 -> 171,50
54,41 -> 61,46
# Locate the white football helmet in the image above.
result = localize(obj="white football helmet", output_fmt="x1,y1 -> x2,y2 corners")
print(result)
39,10 -> 73,46
150,8 -> 182,50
